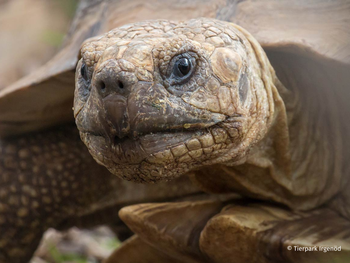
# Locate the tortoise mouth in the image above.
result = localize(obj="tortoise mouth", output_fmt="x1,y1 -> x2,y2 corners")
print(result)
79,121 -> 240,182
80,128 -> 206,165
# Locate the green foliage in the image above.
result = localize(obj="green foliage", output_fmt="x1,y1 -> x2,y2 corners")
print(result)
41,30 -> 65,47
105,238 -> 122,250
49,245 -> 89,263
55,0 -> 78,18
47,234 -> 121,263
40,0 -> 78,47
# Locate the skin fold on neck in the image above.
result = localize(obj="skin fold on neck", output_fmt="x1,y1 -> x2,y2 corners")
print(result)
191,42 -> 345,215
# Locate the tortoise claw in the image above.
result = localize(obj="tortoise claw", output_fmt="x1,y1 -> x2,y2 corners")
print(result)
119,197 -> 230,263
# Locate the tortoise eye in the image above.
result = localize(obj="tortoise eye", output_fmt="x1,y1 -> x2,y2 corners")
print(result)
80,62 -> 89,81
175,58 -> 191,77
170,56 -> 195,85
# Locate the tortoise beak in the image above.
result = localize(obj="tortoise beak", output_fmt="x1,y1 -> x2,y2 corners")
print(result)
103,81 -> 226,140
76,76 -> 226,144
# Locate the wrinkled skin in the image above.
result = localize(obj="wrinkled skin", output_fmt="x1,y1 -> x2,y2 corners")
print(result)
75,18 -> 273,181
74,18 -> 347,218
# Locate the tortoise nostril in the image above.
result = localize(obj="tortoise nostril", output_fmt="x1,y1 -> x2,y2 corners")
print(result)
97,78 -> 126,95
117,80 -> 124,90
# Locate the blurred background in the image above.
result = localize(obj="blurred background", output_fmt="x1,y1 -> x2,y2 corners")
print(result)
0,0 -> 120,262
0,0 -> 75,89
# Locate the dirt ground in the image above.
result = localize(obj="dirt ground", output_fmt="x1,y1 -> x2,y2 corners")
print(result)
31,227 -> 119,263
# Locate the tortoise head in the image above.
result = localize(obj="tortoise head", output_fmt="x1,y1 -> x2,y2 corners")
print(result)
74,18 -> 276,182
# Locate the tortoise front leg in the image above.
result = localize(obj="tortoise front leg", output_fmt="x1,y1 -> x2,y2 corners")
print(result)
118,199 -> 350,263
200,203 -> 350,263
118,196 -> 232,263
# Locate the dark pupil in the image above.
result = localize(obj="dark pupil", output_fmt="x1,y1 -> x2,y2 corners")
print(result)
178,58 -> 191,76
81,63 -> 88,81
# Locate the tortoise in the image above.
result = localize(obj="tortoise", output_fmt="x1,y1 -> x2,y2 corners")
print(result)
0,0 -> 349,262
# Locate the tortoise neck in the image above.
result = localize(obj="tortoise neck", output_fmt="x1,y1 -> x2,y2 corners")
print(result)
229,54 -> 347,211
191,66 -> 345,212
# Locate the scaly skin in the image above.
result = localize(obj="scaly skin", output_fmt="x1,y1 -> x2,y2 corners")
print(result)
74,18 -> 273,181
0,125 -> 116,262
74,18 -> 348,218
0,125 -> 200,263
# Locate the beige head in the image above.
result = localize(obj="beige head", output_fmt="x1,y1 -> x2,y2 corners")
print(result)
74,18 -> 278,182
